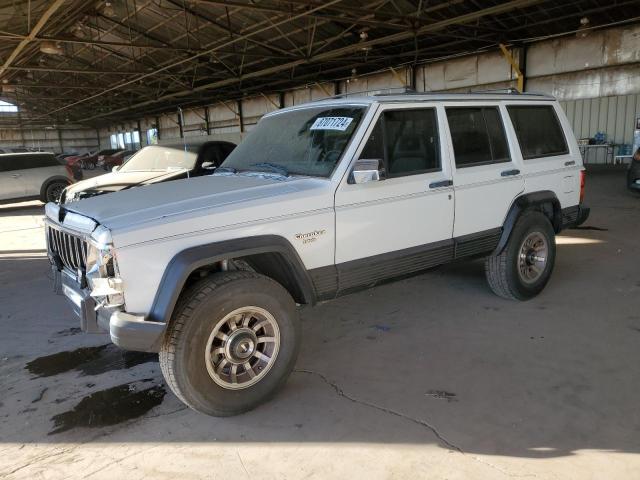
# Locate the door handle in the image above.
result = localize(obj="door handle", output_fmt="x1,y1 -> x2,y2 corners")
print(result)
501,169 -> 520,177
429,179 -> 453,189
564,161 -> 576,166
10,173 -> 21,178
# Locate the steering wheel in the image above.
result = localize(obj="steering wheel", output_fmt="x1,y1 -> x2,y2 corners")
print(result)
323,149 -> 342,163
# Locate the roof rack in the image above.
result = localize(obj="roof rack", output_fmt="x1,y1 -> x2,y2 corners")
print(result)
312,86 -> 417,101
468,87 -> 548,96
308,87 -> 554,103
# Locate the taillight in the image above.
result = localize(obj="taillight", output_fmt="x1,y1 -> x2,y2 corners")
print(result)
579,170 -> 586,204
65,165 -> 74,179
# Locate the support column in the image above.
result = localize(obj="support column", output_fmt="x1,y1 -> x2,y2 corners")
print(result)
57,128 -> 64,154
136,120 -> 143,147
204,106 -> 211,135
178,111 -> 184,138
237,99 -> 244,133
409,64 -> 417,92
499,43 -> 525,93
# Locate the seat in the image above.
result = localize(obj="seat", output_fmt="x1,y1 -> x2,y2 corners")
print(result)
390,134 -> 428,174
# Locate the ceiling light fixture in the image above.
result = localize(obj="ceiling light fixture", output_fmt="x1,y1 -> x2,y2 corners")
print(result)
40,41 -> 64,55
97,1 -> 116,18
576,17 -> 591,38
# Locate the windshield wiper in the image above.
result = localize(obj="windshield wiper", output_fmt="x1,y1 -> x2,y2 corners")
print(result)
214,166 -> 237,174
249,162 -> 289,176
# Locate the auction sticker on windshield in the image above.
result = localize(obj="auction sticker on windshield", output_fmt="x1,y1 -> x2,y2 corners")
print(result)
310,117 -> 353,131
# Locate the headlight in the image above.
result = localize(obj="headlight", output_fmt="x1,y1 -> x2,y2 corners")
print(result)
85,225 -> 124,307
64,190 -> 78,203
85,241 -> 115,283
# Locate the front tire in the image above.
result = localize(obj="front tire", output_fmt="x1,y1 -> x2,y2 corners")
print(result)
42,180 -> 68,203
485,211 -> 556,300
159,271 -> 300,416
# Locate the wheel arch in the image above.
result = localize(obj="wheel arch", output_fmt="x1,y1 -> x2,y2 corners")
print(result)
495,190 -> 561,255
148,235 -> 316,324
40,175 -> 71,202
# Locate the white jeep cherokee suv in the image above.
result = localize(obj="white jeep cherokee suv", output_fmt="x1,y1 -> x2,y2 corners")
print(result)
45,92 -> 589,416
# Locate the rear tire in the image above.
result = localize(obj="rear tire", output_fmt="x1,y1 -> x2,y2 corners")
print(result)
159,271 -> 300,416
42,180 -> 68,203
485,211 -> 556,300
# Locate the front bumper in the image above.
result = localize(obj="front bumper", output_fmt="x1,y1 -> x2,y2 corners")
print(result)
55,267 -> 166,352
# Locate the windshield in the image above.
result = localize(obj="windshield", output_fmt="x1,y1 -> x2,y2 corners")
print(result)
221,106 -> 366,177
119,146 -> 197,172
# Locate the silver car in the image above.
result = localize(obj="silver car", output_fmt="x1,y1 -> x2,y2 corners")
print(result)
0,152 -> 73,203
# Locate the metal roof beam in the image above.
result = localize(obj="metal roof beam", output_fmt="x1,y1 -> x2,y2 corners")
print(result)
77,0 -> 545,121
35,0 -> 344,119
0,0 -> 67,78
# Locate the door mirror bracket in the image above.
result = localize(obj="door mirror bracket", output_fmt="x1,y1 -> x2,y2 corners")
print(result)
348,158 -> 386,184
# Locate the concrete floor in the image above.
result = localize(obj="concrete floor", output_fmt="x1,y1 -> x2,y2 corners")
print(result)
0,169 -> 638,479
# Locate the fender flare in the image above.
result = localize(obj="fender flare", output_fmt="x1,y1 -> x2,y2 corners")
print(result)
148,235 -> 316,324
494,190 -> 561,255
40,175 -> 71,201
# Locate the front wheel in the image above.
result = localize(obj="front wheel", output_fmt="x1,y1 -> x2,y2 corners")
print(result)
485,211 -> 556,300
43,180 -> 68,203
159,271 -> 300,416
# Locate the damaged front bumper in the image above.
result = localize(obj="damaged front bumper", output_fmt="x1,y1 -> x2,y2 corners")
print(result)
53,267 -> 166,352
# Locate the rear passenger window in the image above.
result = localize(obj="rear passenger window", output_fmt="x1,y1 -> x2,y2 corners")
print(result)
446,107 -> 510,168
507,105 -> 568,159
359,108 -> 440,177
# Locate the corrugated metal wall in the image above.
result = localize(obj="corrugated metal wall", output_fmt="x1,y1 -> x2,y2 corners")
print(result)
560,94 -> 640,144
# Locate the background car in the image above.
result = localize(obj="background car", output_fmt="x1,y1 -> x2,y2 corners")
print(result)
101,149 -> 137,170
0,152 -> 75,203
59,154 -> 88,181
75,149 -> 120,170
55,153 -> 79,162
61,140 -> 236,203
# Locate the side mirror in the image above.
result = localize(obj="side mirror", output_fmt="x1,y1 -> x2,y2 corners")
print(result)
112,165 -> 119,172
348,158 -> 385,184
201,161 -> 216,170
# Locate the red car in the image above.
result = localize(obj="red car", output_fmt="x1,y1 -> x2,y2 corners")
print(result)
63,152 -> 91,168
57,153 -> 86,181
73,149 -> 120,169
101,149 -> 137,170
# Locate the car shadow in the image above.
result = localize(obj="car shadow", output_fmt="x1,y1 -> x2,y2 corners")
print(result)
0,201 -> 44,216
1,238 -> 638,461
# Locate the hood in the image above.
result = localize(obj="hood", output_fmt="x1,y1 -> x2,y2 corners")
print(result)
65,170 -> 185,197
63,173 -> 329,235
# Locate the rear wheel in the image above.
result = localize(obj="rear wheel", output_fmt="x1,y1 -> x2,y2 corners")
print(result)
485,211 -> 556,300
43,180 -> 67,203
159,271 -> 300,416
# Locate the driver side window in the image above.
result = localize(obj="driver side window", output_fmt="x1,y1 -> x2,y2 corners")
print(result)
359,108 -> 441,177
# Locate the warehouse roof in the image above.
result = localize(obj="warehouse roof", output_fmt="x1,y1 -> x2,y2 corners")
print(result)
0,0 -> 637,127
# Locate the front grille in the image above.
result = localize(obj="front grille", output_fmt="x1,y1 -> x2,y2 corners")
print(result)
47,226 -> 88,272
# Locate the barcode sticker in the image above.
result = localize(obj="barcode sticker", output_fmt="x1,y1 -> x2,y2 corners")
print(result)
310,117 -> 353,131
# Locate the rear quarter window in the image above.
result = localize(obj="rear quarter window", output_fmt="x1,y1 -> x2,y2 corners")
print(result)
507,105 -> 569,159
